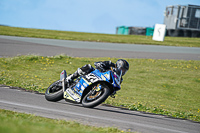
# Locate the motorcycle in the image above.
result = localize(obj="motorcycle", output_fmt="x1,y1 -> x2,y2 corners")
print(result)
45,67 -> 122,108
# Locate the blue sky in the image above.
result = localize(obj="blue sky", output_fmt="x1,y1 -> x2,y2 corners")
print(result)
0,0 -> 200,34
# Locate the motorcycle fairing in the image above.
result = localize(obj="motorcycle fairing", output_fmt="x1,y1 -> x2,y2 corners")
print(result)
64,69 -> 120,103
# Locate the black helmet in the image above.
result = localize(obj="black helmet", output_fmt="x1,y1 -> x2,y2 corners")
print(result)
116,59 -> 129,76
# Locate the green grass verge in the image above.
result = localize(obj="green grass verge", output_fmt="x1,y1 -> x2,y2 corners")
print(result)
0,109 -> 125,133
0,55 -> 200,122
0,26 -> 200,47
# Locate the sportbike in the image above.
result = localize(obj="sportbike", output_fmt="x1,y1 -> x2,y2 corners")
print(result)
45,68 -> 122,108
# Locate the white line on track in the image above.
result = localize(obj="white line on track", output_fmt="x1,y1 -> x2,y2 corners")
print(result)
0,100 -> 188,133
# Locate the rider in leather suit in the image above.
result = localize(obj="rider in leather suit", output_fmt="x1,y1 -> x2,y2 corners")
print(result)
66,59 -> 129,83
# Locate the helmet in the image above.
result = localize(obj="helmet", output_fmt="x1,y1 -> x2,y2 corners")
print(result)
116,59 -> 129,76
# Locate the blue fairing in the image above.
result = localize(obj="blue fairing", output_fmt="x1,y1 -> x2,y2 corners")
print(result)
65,69 -> 121,102
90,69 -> 121,90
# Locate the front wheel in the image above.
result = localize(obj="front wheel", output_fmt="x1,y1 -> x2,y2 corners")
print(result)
82,84 -> 110,108
45,80 -> 63,102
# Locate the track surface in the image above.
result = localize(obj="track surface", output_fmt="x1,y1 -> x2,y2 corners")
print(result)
0,35 -> 200,60
0,86 -> 199,133
0,35 -> 200,132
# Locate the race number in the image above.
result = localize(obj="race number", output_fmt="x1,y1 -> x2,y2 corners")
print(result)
85,73 -> 99,83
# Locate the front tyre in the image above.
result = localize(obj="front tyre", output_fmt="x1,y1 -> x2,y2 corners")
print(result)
82,84 -> 110,108
45,80 -> 63,102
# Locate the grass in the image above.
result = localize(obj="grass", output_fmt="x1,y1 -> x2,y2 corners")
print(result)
0,55 -> 200,122
0,26 -> 200,47
0,109 -> 125,133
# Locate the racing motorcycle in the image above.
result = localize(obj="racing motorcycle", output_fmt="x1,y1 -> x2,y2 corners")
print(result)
45,67 -> 122,108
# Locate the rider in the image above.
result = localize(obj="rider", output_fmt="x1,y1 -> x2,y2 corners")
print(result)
66,59 -> 129,83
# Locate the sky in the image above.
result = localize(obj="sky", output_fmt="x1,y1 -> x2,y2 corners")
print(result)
0,0 -> 200,34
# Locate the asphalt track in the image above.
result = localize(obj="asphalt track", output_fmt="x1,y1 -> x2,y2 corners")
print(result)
0,86 -> 200,133
0,35 -> 200,60
0,35 -> 200,132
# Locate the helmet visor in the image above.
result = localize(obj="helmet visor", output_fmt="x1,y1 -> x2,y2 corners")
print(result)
116,67 -> 127,76
121,67 -> 128,76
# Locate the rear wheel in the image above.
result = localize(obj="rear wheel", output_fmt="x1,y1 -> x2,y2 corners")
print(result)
82,83 -> 110,108
45,80 -> 63,102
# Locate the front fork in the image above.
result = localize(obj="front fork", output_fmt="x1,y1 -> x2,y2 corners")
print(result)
60,70 -> 67,93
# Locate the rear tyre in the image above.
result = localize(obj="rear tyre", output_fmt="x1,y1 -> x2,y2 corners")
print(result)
45,80 -> 63,102
82,84 -> 110,108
